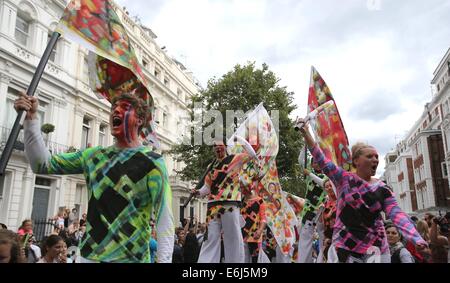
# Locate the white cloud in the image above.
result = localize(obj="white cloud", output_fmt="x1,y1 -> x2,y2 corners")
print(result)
117,0 -> 450,177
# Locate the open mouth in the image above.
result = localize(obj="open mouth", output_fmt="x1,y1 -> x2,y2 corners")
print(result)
112,116 -> 123,127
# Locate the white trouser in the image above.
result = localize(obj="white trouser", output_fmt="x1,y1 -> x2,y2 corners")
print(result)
297,220 -> 315,263
274,245 -> 292,263
315,221 -> 326,263
198,206 -> 245,263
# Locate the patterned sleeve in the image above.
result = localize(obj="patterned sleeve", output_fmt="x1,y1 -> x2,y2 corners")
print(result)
382,187 -> 426,246
24,119 -> 83,174
309,144 -> 345,191
148,158 -> 175,263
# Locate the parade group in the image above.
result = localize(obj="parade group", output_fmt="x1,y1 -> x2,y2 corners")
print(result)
0,0 -> 449,264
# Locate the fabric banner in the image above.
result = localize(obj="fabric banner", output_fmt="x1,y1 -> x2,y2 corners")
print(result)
227,104 -> 298,255
307,66 -> 351,170
57,0 -> 158,147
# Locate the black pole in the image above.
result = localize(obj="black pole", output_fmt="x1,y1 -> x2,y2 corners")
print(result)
0,32 -> 61,176
182,159 -> 217,208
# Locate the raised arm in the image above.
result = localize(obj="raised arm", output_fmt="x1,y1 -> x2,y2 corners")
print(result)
297,120 -> 345,189
382,186 -> 426,247
16,93 -> 83,175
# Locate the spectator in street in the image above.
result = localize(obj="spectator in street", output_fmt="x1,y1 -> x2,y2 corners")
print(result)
184,228 -> 200,263
79,213 -> 87,227
68,208 -> 78,227
416,220 -> 431,243
17,219 -> 33,237
38,235 -> 65,263
0,223 -> 7,230
385,224 -> 415,263
430,213 -> 449,263
0,229 -> 25,263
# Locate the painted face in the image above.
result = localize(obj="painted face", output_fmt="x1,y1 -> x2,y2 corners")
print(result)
213,143 -> 226,159
110,100 -> 142,145
386,227 -> 400,245
354,147 -> 379,178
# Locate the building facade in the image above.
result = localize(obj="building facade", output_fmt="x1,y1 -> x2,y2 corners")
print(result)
384,48 -> 450,214
0,0 -> 205,231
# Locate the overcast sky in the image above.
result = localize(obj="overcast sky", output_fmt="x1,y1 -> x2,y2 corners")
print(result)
116,0 -> 450,177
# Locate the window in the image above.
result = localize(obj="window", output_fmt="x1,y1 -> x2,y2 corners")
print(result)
83,57 -> 89,82
164,77 -> 170,87
81,117 -> 91,149
48,33 -> 57,63
15,14 -> 30,46
442,162 -> 448,178
99,124 -> 106,146
142,59 -> 148,69
162,112 -> 168,127
154,68 -> 160,79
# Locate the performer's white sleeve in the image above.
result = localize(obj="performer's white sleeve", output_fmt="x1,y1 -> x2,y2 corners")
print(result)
198,183 -> 210,198
156,202 -> 174,263
298,147 -> 306,166
233,135 -> 257,159
23,119 -> 51,173
308,172 -> 325,187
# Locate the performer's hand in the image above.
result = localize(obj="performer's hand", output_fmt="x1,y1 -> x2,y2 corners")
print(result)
295,118 -> 308,134
191,189 -> 199,196
253,229 -> 262,239
303,168 -> 311,176
14,91 -> 38,120
415,243 -> 431,258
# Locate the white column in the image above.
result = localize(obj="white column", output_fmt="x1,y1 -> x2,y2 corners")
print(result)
21,168 -> 35,219
172,193 -> 180,227
34,22 -> 48,56
72,99 -> 85,149
0,73 -> 13,121
0,0 -> 17,38
59,39 -> 72,71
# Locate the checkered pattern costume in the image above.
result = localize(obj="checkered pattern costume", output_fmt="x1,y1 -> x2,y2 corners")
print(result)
23,120 -> 174,262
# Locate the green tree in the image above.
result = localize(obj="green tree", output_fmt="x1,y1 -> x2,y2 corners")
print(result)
170,62 -> 306,196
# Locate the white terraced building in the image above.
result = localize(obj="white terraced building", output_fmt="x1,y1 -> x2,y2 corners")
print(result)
0,0 -> 206,232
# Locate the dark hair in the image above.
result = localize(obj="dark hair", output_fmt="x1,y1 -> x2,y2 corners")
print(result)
0,223 -> 7,229
385,224 -> 403,241
111,93 -> 150,132
41,235 -> 63,256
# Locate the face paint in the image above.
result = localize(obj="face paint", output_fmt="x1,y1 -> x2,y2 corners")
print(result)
110,100 -> 141,147
124,108 -> 132,144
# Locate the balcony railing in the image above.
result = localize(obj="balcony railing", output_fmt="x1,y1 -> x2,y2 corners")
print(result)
0,126 -> 74,155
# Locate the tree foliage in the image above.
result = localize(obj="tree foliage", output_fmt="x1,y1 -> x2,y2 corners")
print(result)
170,62 -> 306,196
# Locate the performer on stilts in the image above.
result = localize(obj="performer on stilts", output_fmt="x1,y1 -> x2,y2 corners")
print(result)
297,161 -> 328,263
192,136 -> 258,263
297,119 -> 429,263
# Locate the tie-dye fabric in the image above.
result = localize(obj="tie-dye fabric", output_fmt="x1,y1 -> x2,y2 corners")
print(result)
308,67 -> 351,171
283,192 -> 304,219
35,145 -> 173,262
227,104 -> 298,256
310,144 -> 426,255
57,0 -> 158,147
